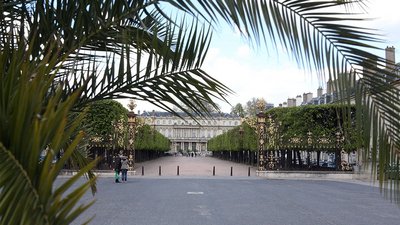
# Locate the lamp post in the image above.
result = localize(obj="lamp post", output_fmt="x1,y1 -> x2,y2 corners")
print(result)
256,111 -> 266,172
267,115 -> 278,170
127,111 -> 136,171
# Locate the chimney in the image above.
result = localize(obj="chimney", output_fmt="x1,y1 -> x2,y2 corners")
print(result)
326,79 -> 332,95
386,46 -> 396,71
296,95 -> 302,106
306,92 -> 313,102
287,98 -> 296,107
317,87 -> 323,97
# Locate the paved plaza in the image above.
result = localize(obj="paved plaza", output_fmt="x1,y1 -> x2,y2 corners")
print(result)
133,156 -> 256,177
63,156 -> 400,225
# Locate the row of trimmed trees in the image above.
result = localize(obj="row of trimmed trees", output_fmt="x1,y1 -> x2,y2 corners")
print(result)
208,105 -> 363,170
134,125 -> 171,162
69,100 -> 171,169
208,123 -> 258,165
88,124 -> 171,170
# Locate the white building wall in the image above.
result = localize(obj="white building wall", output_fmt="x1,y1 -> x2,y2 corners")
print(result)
139,112 -> 241,152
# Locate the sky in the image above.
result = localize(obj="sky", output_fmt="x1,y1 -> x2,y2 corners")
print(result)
126,0 -> 400,114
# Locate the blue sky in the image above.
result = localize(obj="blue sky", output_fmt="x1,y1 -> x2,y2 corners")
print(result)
127,0 -> 400,113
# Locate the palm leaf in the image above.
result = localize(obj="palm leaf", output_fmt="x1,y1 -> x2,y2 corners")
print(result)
0,39 -> 97,224
166,0 -> 400,202
3,0 -> 400,207
10,1 -> 232,117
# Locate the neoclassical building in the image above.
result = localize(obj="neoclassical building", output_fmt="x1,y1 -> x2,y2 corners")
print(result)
138,111 -> 241,153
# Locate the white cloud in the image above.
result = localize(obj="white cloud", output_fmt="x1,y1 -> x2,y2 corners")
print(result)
368,0 -> 399,25
365,0 -> 400,46
236,45 -> 251,58
203,51 -> 320,112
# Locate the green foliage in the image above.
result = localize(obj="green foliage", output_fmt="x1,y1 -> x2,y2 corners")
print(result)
83,100 -> 128,138
208,105 -> 361,153
135,125 -> 170,152
207,123 -> 257,152
231,103 -> 245,117
83,105 -> 172,151
0,43 -> 97,224
1,0 -> 399,219
267,105 -> 361,151
245,98 -> 265,117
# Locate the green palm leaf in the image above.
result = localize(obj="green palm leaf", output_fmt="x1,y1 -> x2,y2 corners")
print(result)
2,1 -> 400,222
0,39 -> 97,224
11,0 -> 231,117
168,0 -> 400,201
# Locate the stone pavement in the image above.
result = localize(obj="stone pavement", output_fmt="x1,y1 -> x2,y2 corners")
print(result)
62,156 -> 400,225
133,156 -> 256,177
69,177 -> 400,225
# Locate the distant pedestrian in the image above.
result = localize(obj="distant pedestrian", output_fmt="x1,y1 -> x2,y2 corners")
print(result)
114,156 -> 122,183
121,156 -> 129,182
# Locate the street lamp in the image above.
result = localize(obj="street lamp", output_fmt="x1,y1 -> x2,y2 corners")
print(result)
256,111 -> 266,172
127,111 -> 136,171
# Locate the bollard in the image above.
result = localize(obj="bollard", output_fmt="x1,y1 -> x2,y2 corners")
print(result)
177,166 -> 180,176
213,166 -> 215,176
142,166 -> 144,176
248,167 -> 251,177
159,166 -> 161,176
230,166 -> 233,176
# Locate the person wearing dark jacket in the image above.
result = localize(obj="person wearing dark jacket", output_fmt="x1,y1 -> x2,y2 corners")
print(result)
114,156 -> 122,183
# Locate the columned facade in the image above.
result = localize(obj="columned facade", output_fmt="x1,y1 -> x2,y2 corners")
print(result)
138,111 -> 241,153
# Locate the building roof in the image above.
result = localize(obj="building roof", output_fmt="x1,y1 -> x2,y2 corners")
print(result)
138,111 -> 241,119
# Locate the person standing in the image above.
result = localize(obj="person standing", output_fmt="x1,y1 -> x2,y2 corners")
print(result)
114,156 -> 122,183
120,156 -> 129,182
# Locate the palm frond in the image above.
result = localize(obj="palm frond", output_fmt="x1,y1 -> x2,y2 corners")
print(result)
53,7 -> 231,117
0,39 -> 97,224
166,0 -> 400,201
3,0 -> 400,205
8,1 -> 230,116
